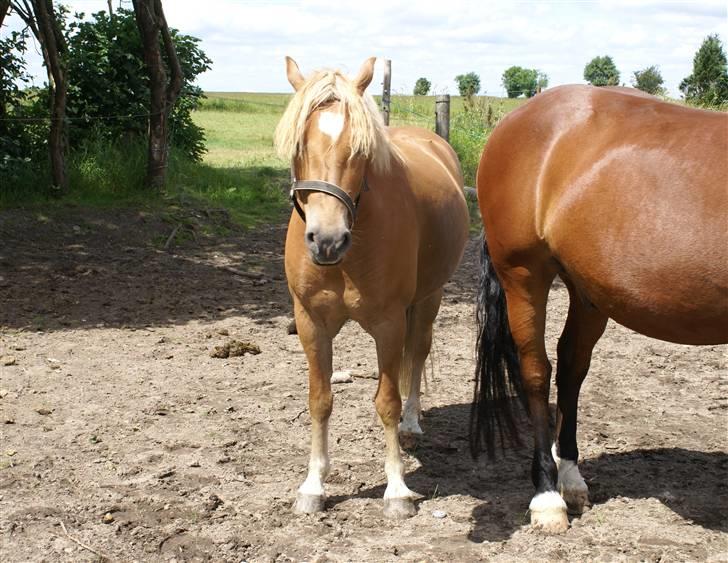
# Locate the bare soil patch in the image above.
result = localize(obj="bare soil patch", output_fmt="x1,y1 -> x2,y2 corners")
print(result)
0,208 -> 726,562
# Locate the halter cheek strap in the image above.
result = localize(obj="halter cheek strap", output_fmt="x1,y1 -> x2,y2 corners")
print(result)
290,177 -> 368,226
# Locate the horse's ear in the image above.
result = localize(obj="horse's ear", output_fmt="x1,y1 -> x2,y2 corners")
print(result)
285,56 -> 305,91
353,57 -> 376,94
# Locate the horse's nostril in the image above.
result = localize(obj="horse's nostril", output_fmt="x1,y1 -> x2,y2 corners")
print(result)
306,231 -> 315,244
342,231 -> 351,248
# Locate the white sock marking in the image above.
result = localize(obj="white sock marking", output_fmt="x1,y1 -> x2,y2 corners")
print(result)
529,491 -> 567,512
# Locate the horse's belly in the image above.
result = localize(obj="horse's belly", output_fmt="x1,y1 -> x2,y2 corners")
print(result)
557,250 -> 728,345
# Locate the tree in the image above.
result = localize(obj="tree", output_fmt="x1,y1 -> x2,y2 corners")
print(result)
413,77 -> 430,96
501,66 -> 547,98
632,65 -> 664,95
584,55 -> 620,86
679,34 -> 728,107
65,8 -> 210,161
12,0 -> 69,194
132,0 -> 182,190
0,1 -> 10,27
454,72 -> 480,98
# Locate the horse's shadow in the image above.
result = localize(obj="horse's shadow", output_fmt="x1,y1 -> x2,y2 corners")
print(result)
329,402 -> 728,542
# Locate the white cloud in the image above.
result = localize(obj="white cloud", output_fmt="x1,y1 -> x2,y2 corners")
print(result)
3,0 -> 726,96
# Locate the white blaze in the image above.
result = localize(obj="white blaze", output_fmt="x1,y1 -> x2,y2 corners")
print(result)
318,111 -> 345,140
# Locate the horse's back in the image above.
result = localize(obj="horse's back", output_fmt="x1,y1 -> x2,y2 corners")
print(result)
387,126 -> 469,301
478,85 -> 728,344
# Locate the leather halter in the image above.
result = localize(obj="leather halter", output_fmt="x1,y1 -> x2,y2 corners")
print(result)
290,177 -> 368,226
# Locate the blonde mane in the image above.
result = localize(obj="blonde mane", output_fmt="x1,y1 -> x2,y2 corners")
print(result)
274,68 -> 394,173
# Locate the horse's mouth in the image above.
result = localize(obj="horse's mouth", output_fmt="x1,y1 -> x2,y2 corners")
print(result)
311,254 -> 343,267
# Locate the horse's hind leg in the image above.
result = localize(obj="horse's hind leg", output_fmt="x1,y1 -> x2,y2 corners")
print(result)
502,268 -> 570,533
399,289 -> 443,437
371,309 -> 416,518
554,281 -> 607,514
292,301 -> 340,514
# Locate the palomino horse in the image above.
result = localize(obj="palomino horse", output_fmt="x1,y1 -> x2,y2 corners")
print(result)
471,85 -> 727,533
276,57 -> 469,518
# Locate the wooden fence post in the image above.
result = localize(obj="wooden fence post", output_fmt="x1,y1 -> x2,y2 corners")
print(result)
381,59 -> 391,125
435,94 -> 450,141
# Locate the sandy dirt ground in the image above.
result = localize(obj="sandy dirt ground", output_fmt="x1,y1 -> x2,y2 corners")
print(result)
0,207 -> 726,562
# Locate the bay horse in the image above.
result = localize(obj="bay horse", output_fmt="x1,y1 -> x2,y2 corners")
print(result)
471,85 -> 727,533
276,57 -> 469,518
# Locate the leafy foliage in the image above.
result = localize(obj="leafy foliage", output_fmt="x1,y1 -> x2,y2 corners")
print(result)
454,72 -> 481,98
679,34 -> 728,107
413,77 -> 431,96
0,28 -> 43,174
64,8 -> 211,161
501,66 -> 548,98
632,65 -> 665,95
584,55 -> 620,86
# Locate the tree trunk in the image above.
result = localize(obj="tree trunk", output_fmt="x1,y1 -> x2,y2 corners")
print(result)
34,0 -> 67,193
132,0 -> 182,190
12,0 -> 68,194
0,1 -> 11,28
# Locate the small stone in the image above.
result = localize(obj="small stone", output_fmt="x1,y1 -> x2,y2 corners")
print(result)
36,408 -> 52,416
1,356 -> 16,366
217,328 -> 229,336
432,510 -> 447,519
102,513 -> 114,524
189,460 -> 200,468
331,370 -> 353,384
0,389 -> 9,398
5,450 -> 17,457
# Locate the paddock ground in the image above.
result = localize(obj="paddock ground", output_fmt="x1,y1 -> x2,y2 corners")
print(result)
0,208 -> 726,562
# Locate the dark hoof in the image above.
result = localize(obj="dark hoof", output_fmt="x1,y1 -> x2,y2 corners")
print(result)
294,493 -> 325,514
383,497 -> 416,519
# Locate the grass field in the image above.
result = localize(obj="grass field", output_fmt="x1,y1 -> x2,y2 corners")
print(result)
1,92 -> 520,226
195,92 -> 524,188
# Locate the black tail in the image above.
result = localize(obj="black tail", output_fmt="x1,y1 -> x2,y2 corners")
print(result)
469,234 -> 528,459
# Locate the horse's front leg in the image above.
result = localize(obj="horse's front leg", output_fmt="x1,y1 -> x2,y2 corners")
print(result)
371,311 -> 416,518
293,303 -> 335,514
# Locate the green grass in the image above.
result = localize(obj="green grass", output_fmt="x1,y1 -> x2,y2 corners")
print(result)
1,91 -> 525,225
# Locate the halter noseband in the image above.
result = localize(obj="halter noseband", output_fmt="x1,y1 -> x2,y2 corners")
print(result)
290,177 -> 368,226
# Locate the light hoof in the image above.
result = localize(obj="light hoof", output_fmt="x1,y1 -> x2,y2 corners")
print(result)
383,497 -> 416,519
398,422 -> 424,437
530,507 -> 570,534
294,493 -> 326,514
562,486 -> 590,515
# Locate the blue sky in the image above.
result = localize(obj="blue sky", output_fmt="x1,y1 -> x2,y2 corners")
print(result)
4,0 -> 727,97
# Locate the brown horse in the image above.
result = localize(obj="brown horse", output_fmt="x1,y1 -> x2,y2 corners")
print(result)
471,85 -> 728,533
276,57 -> 469,518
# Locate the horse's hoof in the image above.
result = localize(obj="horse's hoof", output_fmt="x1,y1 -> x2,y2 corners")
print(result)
398,421 -> 424,437
562,486 -> 590,515
294,493 -> 325,514
383,497 -> 416,519
530,507 -> 569,533
398,431 -> 419,450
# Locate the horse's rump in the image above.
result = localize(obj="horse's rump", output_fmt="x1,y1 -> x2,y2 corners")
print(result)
478,85 -> 728,344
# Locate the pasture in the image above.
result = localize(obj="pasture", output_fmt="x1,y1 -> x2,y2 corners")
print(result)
0,92 -> 726,562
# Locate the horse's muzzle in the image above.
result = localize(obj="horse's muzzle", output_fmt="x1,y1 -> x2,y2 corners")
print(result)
306,229 -> 352,266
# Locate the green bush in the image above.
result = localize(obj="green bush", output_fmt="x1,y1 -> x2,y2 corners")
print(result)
454,72 -> 481,98
584,56 -> 620,86
680,34 -> 728,107
65,8 -> 211,161
502,66 -> 548,98
449,100 -> 507,186
632,66 -> 665,95
413,77 -> 431,96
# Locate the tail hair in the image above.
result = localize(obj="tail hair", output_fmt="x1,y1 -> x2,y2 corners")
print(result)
469,233 -> 528,458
